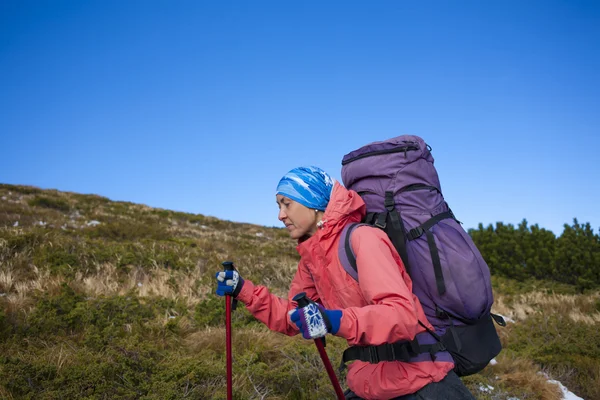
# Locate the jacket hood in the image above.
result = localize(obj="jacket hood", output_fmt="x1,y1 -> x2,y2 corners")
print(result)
298,181 -> 366,248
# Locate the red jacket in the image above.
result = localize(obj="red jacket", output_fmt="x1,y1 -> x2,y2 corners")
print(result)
237,182 -> 453,399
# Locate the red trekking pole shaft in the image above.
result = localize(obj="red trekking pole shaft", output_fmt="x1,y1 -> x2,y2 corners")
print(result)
293,293 -> 345,400
225,294 -> 232,400
223,261 -> 237,400
314,338 -> 346,399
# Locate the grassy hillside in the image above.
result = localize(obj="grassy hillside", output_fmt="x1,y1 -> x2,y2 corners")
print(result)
0,184 -> 598,400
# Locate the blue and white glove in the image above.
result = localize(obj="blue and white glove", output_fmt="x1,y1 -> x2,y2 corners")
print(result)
215,270 -> 244,297
290,302 -> 342,340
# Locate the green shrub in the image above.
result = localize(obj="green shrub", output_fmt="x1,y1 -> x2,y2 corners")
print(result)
194,296 -> 258,328
25,286 -> 157,343
505,313 -> 600,400
0,184 -> 41,195
0,308 -> 9,340
3,228 -> 45,253
28,195 -> 70,212
25,283 -> 86,336
84,219 -> 170,241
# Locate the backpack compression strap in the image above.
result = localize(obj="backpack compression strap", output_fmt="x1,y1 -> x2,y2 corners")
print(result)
406,210 -> 456,296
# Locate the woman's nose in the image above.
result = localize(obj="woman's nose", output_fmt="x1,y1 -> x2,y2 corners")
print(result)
278,208 -> 286,221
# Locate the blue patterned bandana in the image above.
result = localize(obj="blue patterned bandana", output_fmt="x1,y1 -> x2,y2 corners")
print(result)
276,166 -> 335,211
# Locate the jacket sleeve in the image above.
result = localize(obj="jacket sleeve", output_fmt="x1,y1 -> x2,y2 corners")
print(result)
336,226 -> 421,346
235,260 -> 319,336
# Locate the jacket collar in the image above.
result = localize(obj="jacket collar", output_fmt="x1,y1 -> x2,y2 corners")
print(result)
297,181 -> 365,252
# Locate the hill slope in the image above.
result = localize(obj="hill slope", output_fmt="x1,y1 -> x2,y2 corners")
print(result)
0,184 -> 598,399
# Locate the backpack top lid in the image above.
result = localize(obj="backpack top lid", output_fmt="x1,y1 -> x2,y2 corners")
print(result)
342,135 -> 428,164
341,135 -> 442,208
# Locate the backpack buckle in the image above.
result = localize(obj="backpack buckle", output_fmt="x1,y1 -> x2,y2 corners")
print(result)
408,227 -> 424,240
374,212 -> 387,229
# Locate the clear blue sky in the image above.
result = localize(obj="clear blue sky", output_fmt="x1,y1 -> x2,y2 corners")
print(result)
1,0 -> 599,235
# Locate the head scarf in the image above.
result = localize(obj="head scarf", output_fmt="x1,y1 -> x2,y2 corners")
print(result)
276,166 -> 335,211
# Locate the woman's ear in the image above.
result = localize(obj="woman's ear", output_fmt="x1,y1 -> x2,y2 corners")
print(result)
315,210 -> 325,225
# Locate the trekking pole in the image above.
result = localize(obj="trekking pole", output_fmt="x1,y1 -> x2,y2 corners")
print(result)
293,293 -> 345,400
222,261 -> 238,400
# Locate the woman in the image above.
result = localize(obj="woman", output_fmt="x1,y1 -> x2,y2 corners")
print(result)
215,166 -> 475,400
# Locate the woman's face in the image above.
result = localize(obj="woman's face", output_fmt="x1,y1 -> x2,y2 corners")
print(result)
276,195 -> 319,239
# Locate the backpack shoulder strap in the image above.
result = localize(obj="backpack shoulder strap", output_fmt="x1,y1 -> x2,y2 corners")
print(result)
338,222 -> 369,281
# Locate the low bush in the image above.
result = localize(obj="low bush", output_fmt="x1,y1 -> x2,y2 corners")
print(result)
28,195 -> 71,212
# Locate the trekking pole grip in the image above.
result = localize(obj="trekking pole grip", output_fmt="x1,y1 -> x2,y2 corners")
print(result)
293,292 -> 310,308
222,261 -> 238,310
223,261 -> 235,271
293,292 -> 324,346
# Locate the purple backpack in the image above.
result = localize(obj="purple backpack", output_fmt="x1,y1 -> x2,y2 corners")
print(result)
339,135 -> 504,376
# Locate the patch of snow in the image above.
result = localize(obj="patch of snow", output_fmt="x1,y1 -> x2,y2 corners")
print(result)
506,397 -> 520,400
13,221 -> 19,227
200,225 -> 208,229
255,232 -> 264,237
0,293 -> 5,297
496,313 -> 515,323
137,282 -> 143,287
87,220 -> 101,226
478,384 -> 494,393
539,372 -> 583,400
38,221 -> 47,226
488,358 -> 498,366
547,380 -> 584,400
1,196 -> 6,200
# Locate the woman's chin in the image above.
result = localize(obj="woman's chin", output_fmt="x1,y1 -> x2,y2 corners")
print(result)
288,229 -> 302,240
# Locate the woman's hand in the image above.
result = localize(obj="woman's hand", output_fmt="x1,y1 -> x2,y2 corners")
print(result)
215,270 -> 244,297
289,303 -> 342,339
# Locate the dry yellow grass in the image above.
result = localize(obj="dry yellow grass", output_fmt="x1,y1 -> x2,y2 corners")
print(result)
493,291 -> 600,325
482,354 -> 563,400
